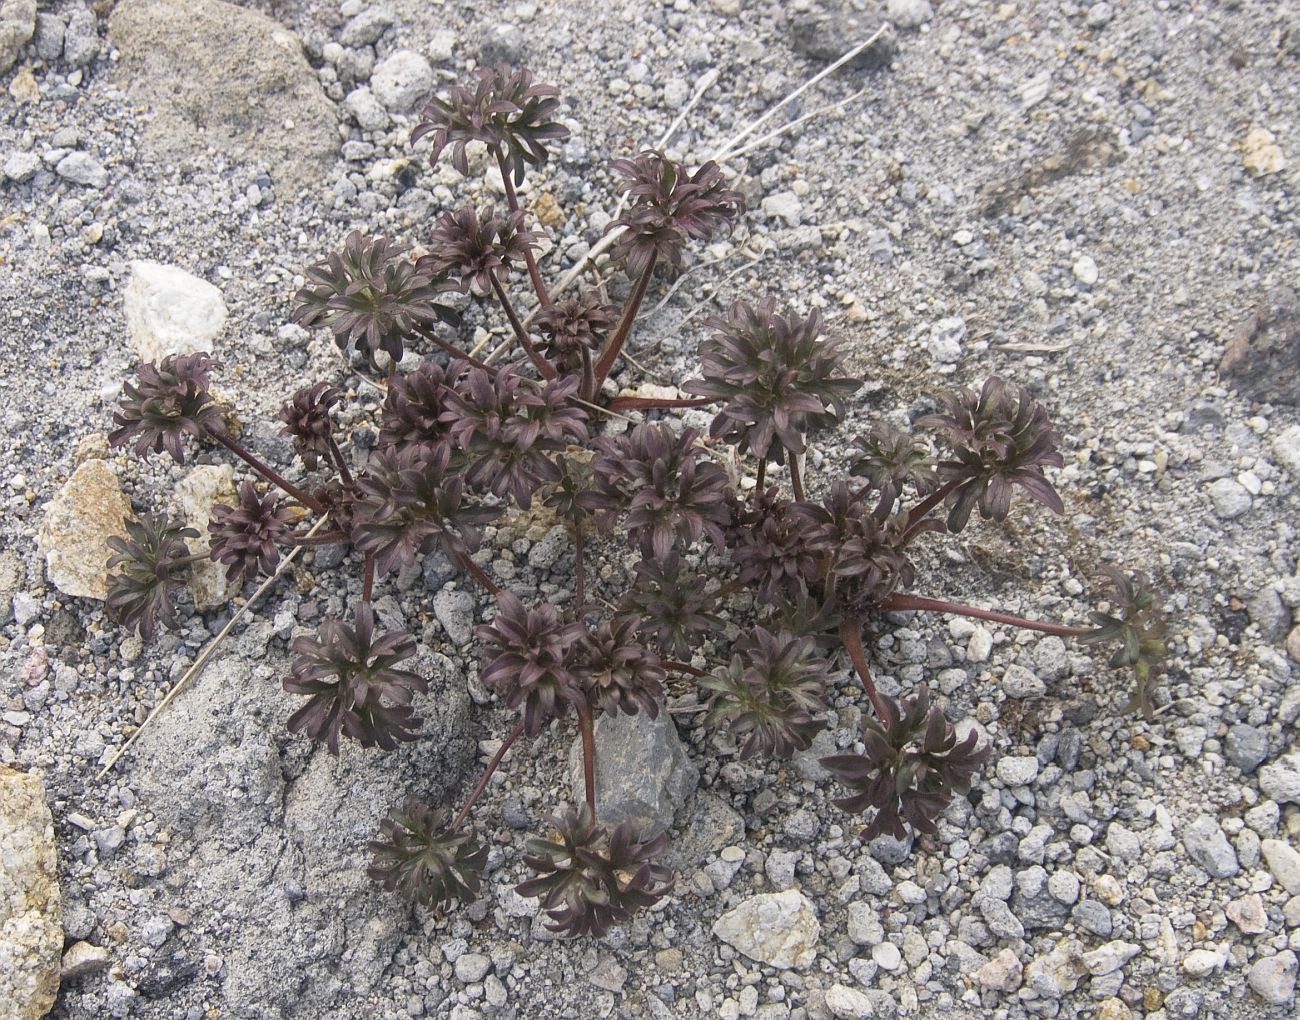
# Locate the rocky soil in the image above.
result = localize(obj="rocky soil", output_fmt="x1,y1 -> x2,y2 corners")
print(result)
2,1 -> 1299,1019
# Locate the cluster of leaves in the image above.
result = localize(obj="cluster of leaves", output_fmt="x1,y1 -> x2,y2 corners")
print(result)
104,60 -> 1168,939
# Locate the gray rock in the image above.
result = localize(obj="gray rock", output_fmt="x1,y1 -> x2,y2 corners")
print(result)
54,151 -> 107,187
1105,822 -> 1142,862
1261,838 -> 1300,894
761,190 -> 803,226
928,316 -> 967,363
978,897 -> 1025,939
343,86 -> 389,132
765,849 -> 800,891
32,12 -> 62,61
568,710 -> 698,837
1207,477 -> 1251,519
433,587 -> 474,646
108,0 -> 338,194
1248,950 -> 1297,1006
788,5 -> 897,71
1002,664 -> 1047,698
1272,424 -> 1300,478
60,941 -> 110,981
712,890 -> 820,969
996,755 -> 1039,786
1259,753 -> 1300,803
62,8 -> 99,66
1081,940 -> 1140,976
1225,723 -> 1269,773
454,952 -> 490,983
0,765 -> 61,1020
1086,2 -> 1114,27
1024,937 -> 1086,999
1247,586 -> 1292,643
847,902 -> 883,946
1072,898 -> 1113,937
3,151 -> 40,183
371,49 -> 434,112
886,0 -> 932,29
0,0 -> 35,74
340,7 -> 393,47
1182,814 -> 1239,878
131,652 -> 472,1018
825,983 -> 875,1020
1219,287 -> 1300,406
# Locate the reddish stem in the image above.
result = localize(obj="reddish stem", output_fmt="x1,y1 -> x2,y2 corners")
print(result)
664,659 -> 708,678
495,147 -> 551,309
327,437 -> 353,487
574,523 -> 586,614
709,577 -> 746,601
489,272 -> 556,379
362,554 -> 375,603
205,427 -> 324,512
451,719 -> 527,830
592,255 -> 656,389
880,593 -> 1091,637
839,618 -> 890,723
455,551 -> 500,595
789,455 -> 805,501
605,395 -> 718,413
412,326 -> 499,375
578,710 -> 597,818
902,480 -> 959,543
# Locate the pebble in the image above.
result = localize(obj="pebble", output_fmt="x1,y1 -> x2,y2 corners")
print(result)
343,86 -> 389,132
1182,948 -> 1224,978
1072,255 -> 1099,286
1259,753 -> 1300,804
765,849 -> 800,891
4,150 -> 40,182
1248,950 -> 1297,1005
33,11 -> 62,62
1207,477 -> 1252,519
62,8 -> 99,66
1272,424 -> 1300,478
1262,839 -> 1300,894
872,941 -> 902,971
371,50 -> 434,112
825,983 -> 875,1020
55,151 -> 107,187
761,191 -> 802,226
60,941 -> 110,980
886,0 -> 932,30
1001,664 -> 1046,698
1082,940 -> 1140,976
1225,893 -> 1268,935
1182,814 -> 1239,878
967,626 -> 992,662
433,588 -> 474,646
712,891 -> 820,969
123,260 -> 228,362
996,755 -> 1039,787
1086,2 -> 1114,28
454,953 -> 491,983
928,316 -> 966,363
1225,723 -> 1269,773
977,947 -> 1023,992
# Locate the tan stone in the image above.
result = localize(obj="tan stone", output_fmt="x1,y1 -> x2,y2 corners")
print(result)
172,464 -> 237,611
0,765 -> 61,1019
38,460 -> 132,600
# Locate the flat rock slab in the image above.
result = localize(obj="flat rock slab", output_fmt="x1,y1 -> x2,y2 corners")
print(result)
38,460 -> 131,600
108,0 -> 338,194
0,765 -> 61,1020
712,890 -> 820,969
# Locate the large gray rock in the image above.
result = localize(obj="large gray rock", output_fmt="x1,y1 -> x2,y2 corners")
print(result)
1260,753 -> 1300,804
1249,950 -> 1297,1006
0,766 -> 61,1020
568,709 -> 698,838
130,651 -> 473,1017
107,0 -> 338,194
38,460 -> 132,600
1182,814 -> 1239,878
0,0 -> 36,74
712,891 -> 820,969
123,260 -> 228,363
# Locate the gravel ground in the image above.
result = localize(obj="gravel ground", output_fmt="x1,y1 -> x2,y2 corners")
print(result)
2,1 -> 1299,1019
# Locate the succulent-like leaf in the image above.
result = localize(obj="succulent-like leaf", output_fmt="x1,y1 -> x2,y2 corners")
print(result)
352,443 -> 500,576
821,687 -> 989,840
368,798 -> 487,908
106,514 -> 199,640
476,592 -> 587,735
848,423 -> 938,517
516,804 -> 672,937
442,365 -> 588,510
572,615 -> 666,719
1079,566 -> 1168,719
109,354 -> 224,464
280,382 -> 342,471
420,204 -> 538,295
608,151 -> 745,276
292,231 -> 460,367
702,628 -> 830,759
208,481 -> 295,583
533,291 -> 615,372
414,64 -> 570,184
582,423 -> 731,560
284,604 -> 427,754
728,490 -> 828,604
619,555 -> 720,660
378,361 -> 456,456
685,298 -> 860,464
921,377 -> 1064,532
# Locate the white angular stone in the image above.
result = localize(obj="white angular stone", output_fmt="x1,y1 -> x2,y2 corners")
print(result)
712,890 -> 819,969
825,983 -> 875,1019
173,464 -> 237,611
371,49 -> 433,112
1248,950 -> 1297,1006
38,460 -> 132,599
1182,948 -> 1224,978
123,260 -> 227,363
0,765 -> 61,1020
1081,940 -> 1140,976
1262,839 -> 1300,894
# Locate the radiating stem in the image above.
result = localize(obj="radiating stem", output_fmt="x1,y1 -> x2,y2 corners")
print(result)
205,427 -> 324,512
495,146 -> 552,308
456,551 -> 500,595
579,347 -> 595,404
489,271 -> 556,379
592,254 -> 656,388
286,529 -> 350,546
880,593 -> 1091,637
839,618 -> 890,723
362,554 -> 375,603
755,458 -> 767,498
327,437 -> 353,487
664,659 -> 708,678
902,480 -> 959,543
709,577 -> 746,601
451,719 -> 527,831
789,455 -> 805,501
578,709 -> 597,818
574,522 -> 586,614
412,325 -> 499,375
605,395 -> 718,413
